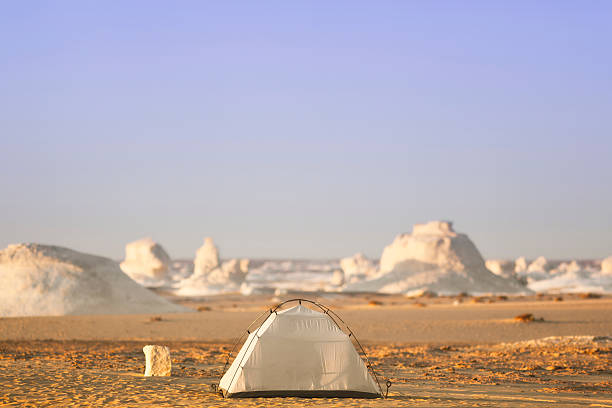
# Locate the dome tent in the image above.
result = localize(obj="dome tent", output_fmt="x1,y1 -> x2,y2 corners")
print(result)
218,299 -> 385,398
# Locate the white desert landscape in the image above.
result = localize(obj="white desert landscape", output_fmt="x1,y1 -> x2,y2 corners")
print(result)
82,221 -> 610,300
2,2 -> 611,406
1,221 -> 611,406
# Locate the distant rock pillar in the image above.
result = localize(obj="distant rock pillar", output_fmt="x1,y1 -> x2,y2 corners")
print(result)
143,345 -> 171,376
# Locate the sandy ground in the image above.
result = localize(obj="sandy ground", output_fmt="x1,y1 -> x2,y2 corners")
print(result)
1,294 -> 611,407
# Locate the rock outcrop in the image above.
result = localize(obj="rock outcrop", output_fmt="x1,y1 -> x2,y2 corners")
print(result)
378,221 -> 486,275
120,238 -> 172,281
0,243 -> 188,317
485,259 -> 516,279
193,237 -> 220,276
330,269 -> 345,286
516,256 -> 551,283
173,238 -> 249,296
339,253 -> 376,283
528,264 -> 612,294
602,256 -> 612,275
527,256 -> 550,273
514,257 -> 528,274
205,258 -> 249,286
550,261 -> 581,275
344,221 -> 527,295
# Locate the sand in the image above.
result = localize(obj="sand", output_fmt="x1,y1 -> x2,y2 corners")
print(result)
1,294 -> 611,407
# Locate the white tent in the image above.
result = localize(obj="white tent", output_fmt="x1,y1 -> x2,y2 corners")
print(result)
219,302 -> 382,398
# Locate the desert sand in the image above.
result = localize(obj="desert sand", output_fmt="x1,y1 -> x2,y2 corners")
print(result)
1,293 -> 611,407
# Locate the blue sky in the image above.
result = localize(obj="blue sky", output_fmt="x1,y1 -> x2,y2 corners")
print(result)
1,1 -> 611,260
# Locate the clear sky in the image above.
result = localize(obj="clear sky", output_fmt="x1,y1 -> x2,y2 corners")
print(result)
1,1 -> 611,260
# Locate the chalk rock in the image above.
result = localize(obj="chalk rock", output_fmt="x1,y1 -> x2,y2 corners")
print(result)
485,259 -> 516,279
173,239 -> 249,296
330,269 -> 345,286
514,257 -> 528,273
550,261 -> 581,275
240,259 -> 250,274
274,287 -> 288,296
206,258 -> 249,285
378,221 -> 484,274
120,238 -> 172,280
526,259 -> 612,294
143,345 -> 171,376
412,220 -> 455,236
602,256 -> 612,275
171,260 -> 194,280
194,237 -> 220,275
516,256 -> 551,283
405,288 -> 438,298
527,256 -> 549,273
528,265 -> 612,294
240,282 -> 255,296
344,221 -> 527,295
0,243 -> 188,317
340,253 -> 376,282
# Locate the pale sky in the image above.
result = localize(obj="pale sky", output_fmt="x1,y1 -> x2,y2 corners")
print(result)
1,1 -> 611,260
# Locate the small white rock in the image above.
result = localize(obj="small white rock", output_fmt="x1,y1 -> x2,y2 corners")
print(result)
121,238 -> 172,280
143,345 -> 171,376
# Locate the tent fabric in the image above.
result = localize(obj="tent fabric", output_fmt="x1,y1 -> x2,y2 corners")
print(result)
219,304 -> 381,398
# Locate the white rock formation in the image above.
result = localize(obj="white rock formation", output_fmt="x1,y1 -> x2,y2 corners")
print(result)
516,256 -> 550,283
485,259 -> 516,279
143,345 -> 171,376
272,288 -> 287,296
527,256 -> 549,273
240,259 -> 250,275
344,221 -> 527,295
120,238 -> 172,281
330,269 -> 345,286
0,243 -> 188,317
602,256 -> 612,275
517,259 -> 612,294
378,221 -> 487,275
528,266 -> 612,294
514,257 -> 528,274
404,288 -> 438,298
193,237 -> 220,275
173,238 -> 249,296
550,261 -> 581,275
340,253 -> 376,283
240,282 -> 255,296
205,258 -> 249,285
171,260 -> 194,280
